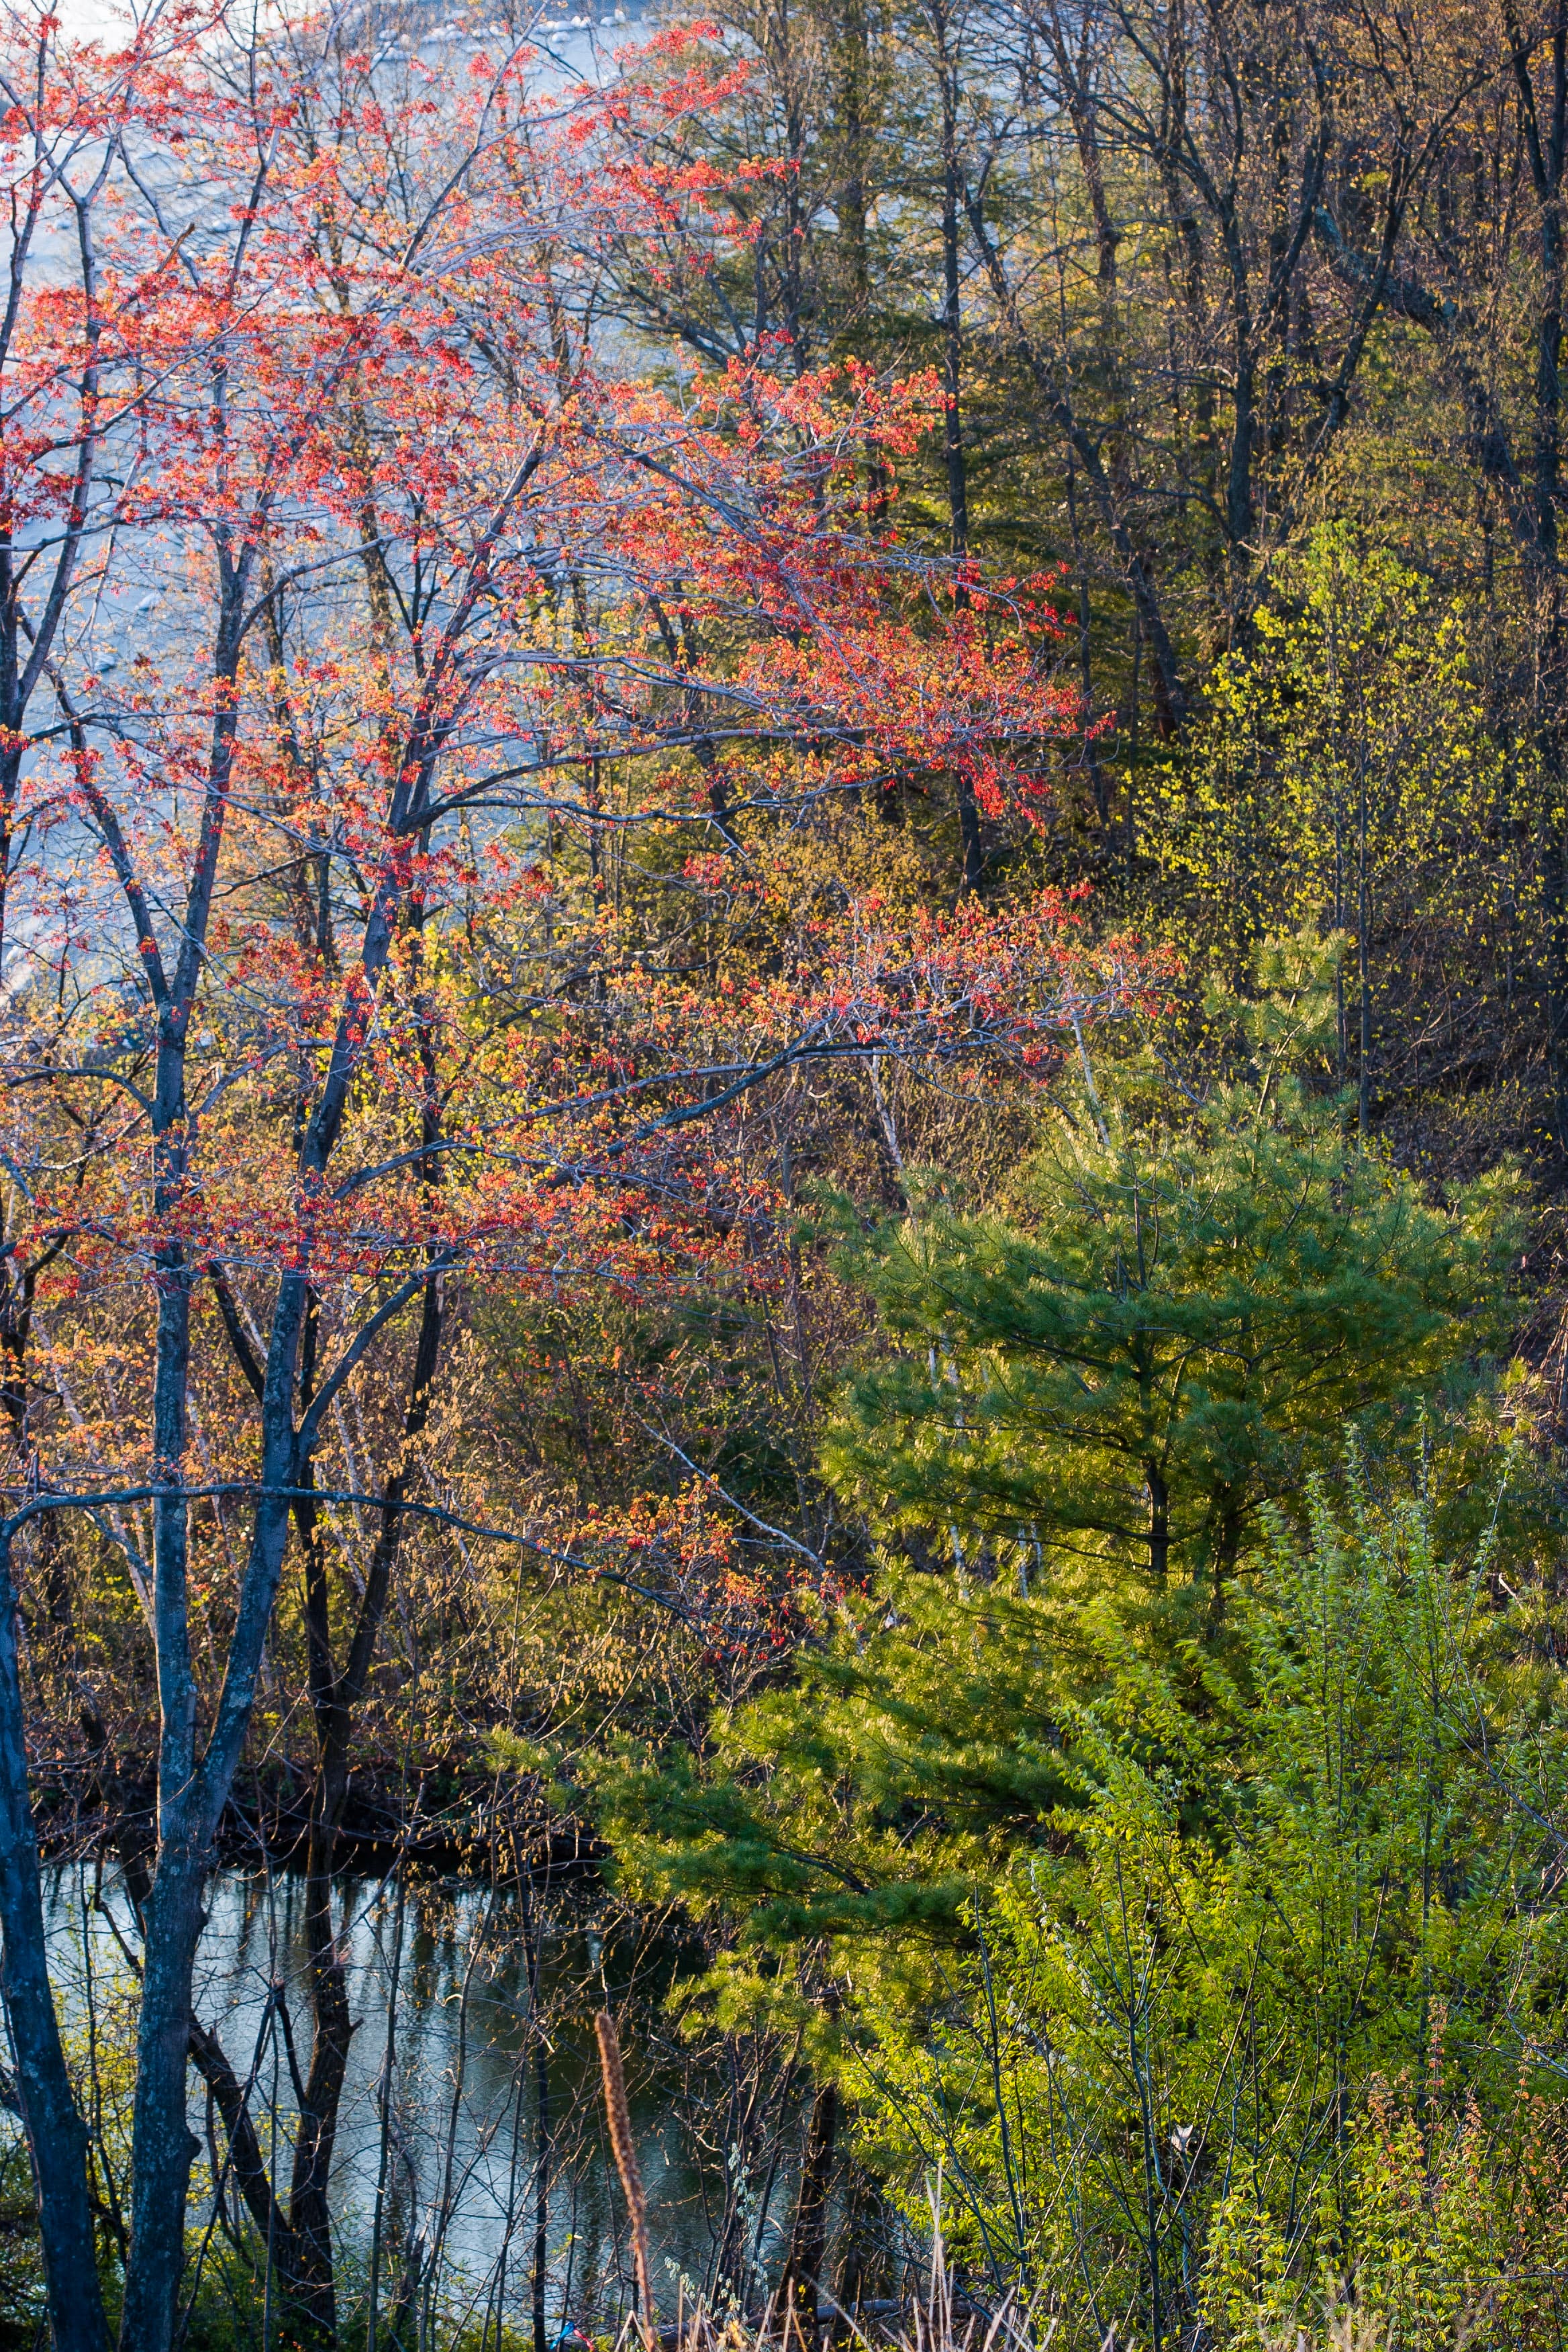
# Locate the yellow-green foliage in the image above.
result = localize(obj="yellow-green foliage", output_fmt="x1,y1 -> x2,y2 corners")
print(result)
840,1479 -> 1568,2348
1142,528 -> 1516,989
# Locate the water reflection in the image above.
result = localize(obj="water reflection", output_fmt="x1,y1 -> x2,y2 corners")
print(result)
40,1863 -> 776,2331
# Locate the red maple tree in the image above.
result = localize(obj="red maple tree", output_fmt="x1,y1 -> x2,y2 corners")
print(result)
0,10 -> 1158,2348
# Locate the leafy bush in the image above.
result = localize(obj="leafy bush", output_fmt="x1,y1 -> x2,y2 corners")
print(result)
842,1478 -> 1568,2349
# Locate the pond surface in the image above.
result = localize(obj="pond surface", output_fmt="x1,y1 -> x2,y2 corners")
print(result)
38,1862 -> 788,2335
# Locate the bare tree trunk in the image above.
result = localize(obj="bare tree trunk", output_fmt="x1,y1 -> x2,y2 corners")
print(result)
783,2081 -> 837,2333
119,1328 -> 304,2352
521,1877 -> 551,2352
119,1227 -> 204,2352
285,1269 -> 444,2338
0,1521 -> 110,2352
932,0 -> 983,894
119,1847 -> 207,2352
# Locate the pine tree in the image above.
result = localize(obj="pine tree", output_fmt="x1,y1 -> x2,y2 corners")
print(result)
822,933 -> 1522,1610
592,936 -> 1526,1995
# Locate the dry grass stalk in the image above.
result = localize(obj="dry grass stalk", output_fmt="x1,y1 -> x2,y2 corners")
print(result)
1263,2311 -> 1390,2352
597,2006 -> 659,2352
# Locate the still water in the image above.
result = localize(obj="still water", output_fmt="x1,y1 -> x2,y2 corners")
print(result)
39,1863 -> 777,2333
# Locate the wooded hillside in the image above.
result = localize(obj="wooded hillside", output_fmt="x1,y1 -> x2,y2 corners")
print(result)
3,1 -> 1568,2347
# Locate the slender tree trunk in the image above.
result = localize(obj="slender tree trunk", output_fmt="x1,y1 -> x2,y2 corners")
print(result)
1146,1465 -> 1170,1587
119,578 -> 253,2352
119,1847 -> 208,2352
117,1583 -> 205,2351
933,1 -> 983,893
521,1878 -> 550,2352
783,2081 -> 837,2330
288,1652 -> 355,2342
1538,171 -> 1568,1144
0,1197 -> 107,2349
366,1873 -> 407,2352
119,1306 -> 305,2352
532,2024 -> 550,2352
120,1222 -> 203,2352
835,0 -> 873,317
1502,3 -> 1568,1142
287,1269 -> 444,2337
0,1521 -> 110,2352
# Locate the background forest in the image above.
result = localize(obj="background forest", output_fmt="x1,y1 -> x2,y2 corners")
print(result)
5,0 -> 1568,2347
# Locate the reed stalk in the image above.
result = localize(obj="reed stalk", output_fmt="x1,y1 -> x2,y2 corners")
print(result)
595,2007 -> 658,2352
